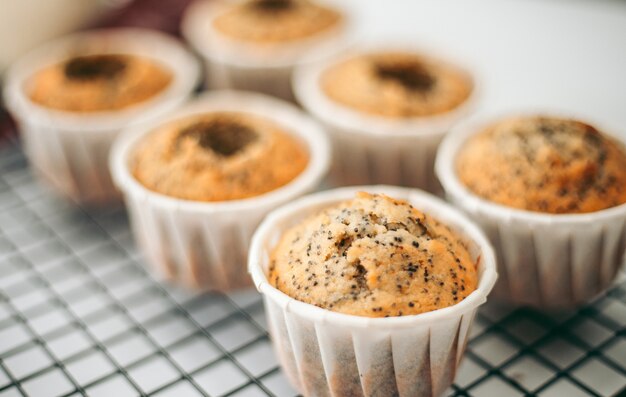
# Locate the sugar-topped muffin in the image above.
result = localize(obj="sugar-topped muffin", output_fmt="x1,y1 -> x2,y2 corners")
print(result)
456,116 -> 626,214
132,112 -> 309,202
212,0 -> 342,43
28,54 -> 172,112
321,51 -> 473,118
269,192 -> 478,317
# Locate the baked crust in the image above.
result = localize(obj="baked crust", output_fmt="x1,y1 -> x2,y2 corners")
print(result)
269,192 -> 478,317
321,51 -> 472,118
456,116 -> 626,214
213,0 -> 342,43
28,54 -> 172,112
132,112 -> 309,202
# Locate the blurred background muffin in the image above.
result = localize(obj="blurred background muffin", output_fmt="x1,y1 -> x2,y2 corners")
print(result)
294,46 -> 478,192
182,0 -> 353,100
437,113 -> 626,307
3,28 -> 199,205
111,91 -> 329,290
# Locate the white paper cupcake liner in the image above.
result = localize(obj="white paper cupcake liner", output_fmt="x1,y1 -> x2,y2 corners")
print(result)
181,0 -> 354,101
292,45 -> 481,194
435,112 -> 626,308
248,185 -> 497,396
110,90 -> 331,291
3,28 -> 200,206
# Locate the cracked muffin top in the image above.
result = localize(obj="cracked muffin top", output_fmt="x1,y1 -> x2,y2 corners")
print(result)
321,51 -> 473,118
28,54 -> 172,112
213,0 -> 342,43
268,192 -> 478,317
456,116 -> 626,214
132,112 -> 309,202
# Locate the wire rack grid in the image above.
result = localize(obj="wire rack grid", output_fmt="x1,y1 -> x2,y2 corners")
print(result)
0,140 -> 625,397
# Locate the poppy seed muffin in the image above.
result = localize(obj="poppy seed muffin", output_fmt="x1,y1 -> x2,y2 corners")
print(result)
456,116 -> 626,214
269,192 -> 478,317
213,0 -> 342,43
28,54 -> 172,112
132,112 -> 309,202
321,51 -> 473,118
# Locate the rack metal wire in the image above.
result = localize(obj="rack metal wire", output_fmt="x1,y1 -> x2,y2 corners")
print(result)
0,140 -> 625,397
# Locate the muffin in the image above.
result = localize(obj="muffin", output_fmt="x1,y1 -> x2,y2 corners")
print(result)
3,28 -> 199,205
28,53 -> 172,112
182,0 -> 352,100
249,186 -> 497,396
132,112 -> 308,201
269,192 -> 478,317
110,91 -> 330,290
436,112 -> 626,307
294,47 -> 478,192
456,116 -> 626,214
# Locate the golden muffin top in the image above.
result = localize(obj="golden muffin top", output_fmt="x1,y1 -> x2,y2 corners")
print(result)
456,116 -> 626,214
28,54 -> 172,112
132,112 -> 309,202
213,0 -> 342,43
321,51 -> 473,118
269,192 -> 478,317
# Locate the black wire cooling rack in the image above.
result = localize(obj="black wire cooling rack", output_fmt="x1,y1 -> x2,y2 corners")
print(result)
0,140 -> 625,397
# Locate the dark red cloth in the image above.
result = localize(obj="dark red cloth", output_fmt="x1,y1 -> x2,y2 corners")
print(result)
92,0 -> 196,36
0,107 -> 17,145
